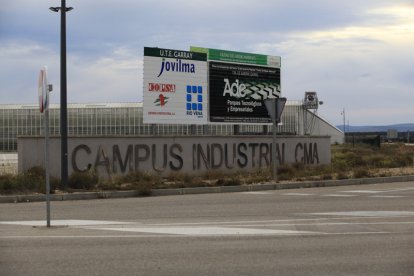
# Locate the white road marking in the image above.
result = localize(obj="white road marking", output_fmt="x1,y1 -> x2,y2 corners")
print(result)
380,187 -> 414,193
282,193 -> 313,196
250,221 -> 414,227
310,211 -> 414,217
0,219 -> 318,236
370,195 -> 404,198
242,191 -> 274,195
2,211 -> 414,238
0,220 -> 134,227
322,194 -> 356,197
0,235 -> 184,239
342,190 -> 381,194
91,226 -> 317,236
341,187 -> 414,194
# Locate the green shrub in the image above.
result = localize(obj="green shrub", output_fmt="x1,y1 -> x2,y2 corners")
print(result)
135,181 -> 153,196
27,166 -> 45,179
119,170 -> 161,185
0,174 -> 14,194
353,167 -> 370,179
50,177 -> 61,192
291,162 -> 305,171
68,170 -> 98,190
216,177 -> 241,186
203,170 -> 225,180
245,167 -> 271,184
167,171 -> 193,185
277,164 -> 295,180
113,170 -> 162,195
336,172 -> 349,180
321,174 -> 333,180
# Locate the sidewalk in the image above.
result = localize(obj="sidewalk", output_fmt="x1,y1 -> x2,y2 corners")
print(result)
1,175 -> 414,203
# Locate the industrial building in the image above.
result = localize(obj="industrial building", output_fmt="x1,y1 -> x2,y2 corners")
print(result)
0,100 -> 343,153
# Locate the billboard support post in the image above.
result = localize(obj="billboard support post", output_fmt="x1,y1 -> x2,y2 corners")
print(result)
264,97 -> 287,182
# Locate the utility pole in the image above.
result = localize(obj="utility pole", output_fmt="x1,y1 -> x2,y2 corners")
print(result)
50,1 -> 73,190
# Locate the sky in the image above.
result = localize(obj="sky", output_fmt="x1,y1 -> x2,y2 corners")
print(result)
0,0 -> 413,126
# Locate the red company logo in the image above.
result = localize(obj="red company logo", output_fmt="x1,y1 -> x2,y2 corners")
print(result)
154,94 -> 169,107
148,83 -> 176,93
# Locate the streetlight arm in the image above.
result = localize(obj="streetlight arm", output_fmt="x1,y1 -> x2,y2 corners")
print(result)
50,7 -> 73,12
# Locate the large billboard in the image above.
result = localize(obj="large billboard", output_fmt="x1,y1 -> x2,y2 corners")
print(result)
209,62 -> 281,123
191,47 -> 281,124
143,47 -> 208,124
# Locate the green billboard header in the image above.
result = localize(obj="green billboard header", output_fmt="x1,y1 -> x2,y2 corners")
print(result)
190,46 -> 281,68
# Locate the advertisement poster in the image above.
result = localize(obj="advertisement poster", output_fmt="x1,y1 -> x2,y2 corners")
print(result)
209,61 -> 281,123
143,47 -> 208,124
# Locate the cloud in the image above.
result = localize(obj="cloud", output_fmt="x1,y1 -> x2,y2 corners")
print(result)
0,41 -> 59,104
251,4 -> 414,125
1,0 -> 413,125
66,46 -> 142,103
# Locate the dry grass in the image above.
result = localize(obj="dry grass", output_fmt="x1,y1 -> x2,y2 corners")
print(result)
2,143 -> 414,194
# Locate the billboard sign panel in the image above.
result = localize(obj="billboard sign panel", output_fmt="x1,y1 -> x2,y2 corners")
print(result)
191,46 -> 281,124
209,61 -> 281,123
143,47 -> 208,124
191,46 -> 281,68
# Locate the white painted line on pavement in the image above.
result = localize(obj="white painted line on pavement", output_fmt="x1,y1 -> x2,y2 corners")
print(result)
246,221 -> 414,227
0,220 -> 133,227
147,218 -> 336,226
341,190 -> 381,194
341,187 -> 414,194
322,194 -> 356,197
242,191 -> 274,195
282,193 -> 313,196
91,226 -> 317,236
370,195 -> 404,198
0,235 -> 181,239
310,211 -> 414,217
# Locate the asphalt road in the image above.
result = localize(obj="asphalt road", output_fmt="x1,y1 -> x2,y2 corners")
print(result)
1,181 -> 414,275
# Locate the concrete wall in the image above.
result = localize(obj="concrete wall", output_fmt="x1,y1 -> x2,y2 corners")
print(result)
18,136 -> 331,178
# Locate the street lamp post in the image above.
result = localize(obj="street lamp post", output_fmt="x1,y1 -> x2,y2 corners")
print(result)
50,1 -> 73,190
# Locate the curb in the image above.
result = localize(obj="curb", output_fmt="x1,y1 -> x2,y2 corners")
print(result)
1,175 -> 414,204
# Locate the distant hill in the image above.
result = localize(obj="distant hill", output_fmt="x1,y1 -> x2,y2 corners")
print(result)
337,123 -> 414,133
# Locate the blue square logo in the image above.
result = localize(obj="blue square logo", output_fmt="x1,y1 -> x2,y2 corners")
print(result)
185,84 -> 203,115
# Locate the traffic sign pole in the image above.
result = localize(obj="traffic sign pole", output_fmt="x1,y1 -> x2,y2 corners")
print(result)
272,117 -> 277,182
44,103 -> 51,227
39,66 -> 52,227
264,97 -> 287,182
